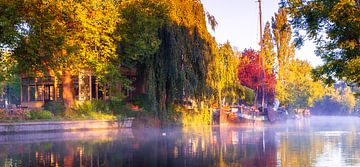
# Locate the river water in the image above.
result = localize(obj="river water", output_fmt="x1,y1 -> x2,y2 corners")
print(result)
0,116 -> 360,167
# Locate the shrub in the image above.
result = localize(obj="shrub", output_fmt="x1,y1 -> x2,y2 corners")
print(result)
69,100 -> 115,120
109,97 -> 126,115
73,100 -> 111,115
29,110 -> 53,120
43,101 -> 65,115
132,93 -> 151,110
0,109 -> 5,119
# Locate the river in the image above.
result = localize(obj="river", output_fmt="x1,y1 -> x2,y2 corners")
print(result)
0,116 -> 359,167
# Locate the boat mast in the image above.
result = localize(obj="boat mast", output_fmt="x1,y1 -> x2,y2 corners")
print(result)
257,0 -> 265,112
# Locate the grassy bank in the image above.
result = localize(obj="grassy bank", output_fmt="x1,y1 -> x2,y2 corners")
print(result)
0,99 -> 214,127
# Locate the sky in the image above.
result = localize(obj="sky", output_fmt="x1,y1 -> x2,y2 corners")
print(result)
201,0 -> 323,67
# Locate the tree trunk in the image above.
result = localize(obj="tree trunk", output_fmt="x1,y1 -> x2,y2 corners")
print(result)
218,91 -> 227,125
62,71 -> 74,110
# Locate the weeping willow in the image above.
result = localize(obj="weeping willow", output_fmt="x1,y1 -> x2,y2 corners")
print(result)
119,0 -> 217,123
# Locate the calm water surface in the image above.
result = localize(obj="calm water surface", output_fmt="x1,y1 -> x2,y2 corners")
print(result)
1,116 -> 360,167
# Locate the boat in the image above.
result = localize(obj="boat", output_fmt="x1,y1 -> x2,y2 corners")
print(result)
224,105 -> 277,124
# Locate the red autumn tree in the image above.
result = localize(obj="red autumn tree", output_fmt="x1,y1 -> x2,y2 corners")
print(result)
238,49 -> 276,104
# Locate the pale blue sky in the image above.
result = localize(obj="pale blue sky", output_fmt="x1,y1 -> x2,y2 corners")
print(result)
201,0 -> 323,67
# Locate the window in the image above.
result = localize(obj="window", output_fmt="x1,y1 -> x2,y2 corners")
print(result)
73,76 -> 79,100
29,85 -> 35,101
44,85 -> 54,101
91,77 -> 97,99
36,85 -> 43,101
79,75 -> 90,100
21,78 -> 28,102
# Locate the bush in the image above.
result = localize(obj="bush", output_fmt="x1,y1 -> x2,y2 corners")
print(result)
132,93 -> 151,110
73,100 -> 111,115
109,96 -> 126,115
29,110 -> 53,120
43,101 -> 65,115
0,109 -> 5,119
68,100 -> 115,120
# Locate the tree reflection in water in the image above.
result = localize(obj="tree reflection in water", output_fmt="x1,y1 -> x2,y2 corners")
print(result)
0,117 -> 359,167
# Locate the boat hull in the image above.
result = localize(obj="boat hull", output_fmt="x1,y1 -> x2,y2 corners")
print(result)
225,112 -> 269,124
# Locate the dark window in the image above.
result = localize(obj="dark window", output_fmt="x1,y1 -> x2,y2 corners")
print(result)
73,76 -> 79,100
44,85 -> 54,101
29,86 -> 35,101
36,85 -> 43,101
80,76 -> 90,100
91,77 -> 97,99
57,84 -> 63,100
21,78 -> 28,102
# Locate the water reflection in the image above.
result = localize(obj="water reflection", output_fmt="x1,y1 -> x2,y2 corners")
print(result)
0,116 -> 360,167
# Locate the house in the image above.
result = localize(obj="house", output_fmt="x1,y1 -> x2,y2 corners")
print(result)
20,68 -> 145,109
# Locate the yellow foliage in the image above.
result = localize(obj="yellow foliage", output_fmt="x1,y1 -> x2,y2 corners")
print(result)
207,42 -> 240,106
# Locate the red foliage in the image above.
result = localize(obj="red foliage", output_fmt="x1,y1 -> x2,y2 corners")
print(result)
238,49 -> 276,104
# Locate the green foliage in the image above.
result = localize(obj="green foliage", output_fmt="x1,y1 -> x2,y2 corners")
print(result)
312,85 -> 356,115
174,101 -> 212,126
118,0 -> 168,65
207,41 -> 240,106
108,96 -> 126,115
271,8 -> 296,104
267,8 -> 327,108
67,100 -> 115,120
355,98 -> 360,114
1,0 -> 121,87
120,0 -> 217,122
73,100 -> 111,115
237,85 -> 255,105
281,60 -> 326,109
1,0 -> 254,125
261,22 -> 276,72
282,0 -> 360,84
206,12 -> 218,32
0,51 -> 17,82
29,110 -> 53,120
0,75 -> 21,105
131,93 -> 152,112
342,86 -> 356,114
43,101 -> 66,115
0,51 -> 20,105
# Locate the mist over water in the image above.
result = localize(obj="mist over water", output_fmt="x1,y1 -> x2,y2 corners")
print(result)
0,116 -> 359,167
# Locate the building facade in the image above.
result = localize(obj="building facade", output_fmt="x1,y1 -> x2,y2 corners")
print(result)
20,68 -> 144,109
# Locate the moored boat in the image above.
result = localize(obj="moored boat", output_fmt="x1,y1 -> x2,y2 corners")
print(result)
224,105 -> 278,124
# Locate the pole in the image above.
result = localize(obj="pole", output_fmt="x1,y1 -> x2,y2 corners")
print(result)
257,0 -> 265,113
258,0 -> 263,41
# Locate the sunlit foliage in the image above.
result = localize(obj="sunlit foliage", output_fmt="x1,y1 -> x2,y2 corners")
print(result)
282,60 -> 326,108
312,84 -> 356,115
271,8 -> 296,104
1,0 -> 120,76
238,49 -> 276,104
0,0 -> 121,107
208,42 -> 240,106
261,22 -> 276,72
282,0 -> 360,84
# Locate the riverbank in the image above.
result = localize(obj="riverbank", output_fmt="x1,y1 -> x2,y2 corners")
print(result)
0,118 -> 134,134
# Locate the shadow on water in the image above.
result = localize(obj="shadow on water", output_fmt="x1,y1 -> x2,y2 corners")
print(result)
0,116 -> 360,167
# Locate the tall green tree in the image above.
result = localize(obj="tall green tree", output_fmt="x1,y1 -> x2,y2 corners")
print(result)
0,51 -> 20,105
1,0 -> 121,107
118,0 -> 218,120
312,84 -> 356,115
272,8 -> 296,104
261,22 -> 276,72
283,59 -> 326,109
208,41 -> 240,107
282,0 -> 360,84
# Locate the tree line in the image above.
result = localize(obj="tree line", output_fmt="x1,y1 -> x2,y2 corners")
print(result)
0,0 -> 358,123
